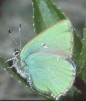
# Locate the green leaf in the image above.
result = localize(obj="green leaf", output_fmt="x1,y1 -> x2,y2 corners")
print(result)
78,23 -> 86,83
72,29 -> 82,74
32,0 -> 66,34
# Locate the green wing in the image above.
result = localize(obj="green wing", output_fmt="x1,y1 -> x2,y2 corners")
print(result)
20,19 -> 73,60
24,53 -> 75,99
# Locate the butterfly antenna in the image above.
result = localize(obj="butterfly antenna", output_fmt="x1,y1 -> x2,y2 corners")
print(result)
8,29 -> 19,50
19,22 -> 21,50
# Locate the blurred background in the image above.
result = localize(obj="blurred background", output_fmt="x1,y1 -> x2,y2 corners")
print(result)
0,0 -> 86,100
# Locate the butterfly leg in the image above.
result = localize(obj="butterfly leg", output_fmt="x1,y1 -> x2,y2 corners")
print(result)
5,57 -> 17,68
5,57 -> 16,63
5,56 -> 20,74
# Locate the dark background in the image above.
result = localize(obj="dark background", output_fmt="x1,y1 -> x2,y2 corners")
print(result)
0,0 -> 86,100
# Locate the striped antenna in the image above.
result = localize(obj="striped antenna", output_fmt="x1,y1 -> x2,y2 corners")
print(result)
8,28 -> 19,50
19,22 -> 22,50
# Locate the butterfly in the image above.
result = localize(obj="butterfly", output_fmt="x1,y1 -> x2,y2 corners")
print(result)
6,19 -> 76,100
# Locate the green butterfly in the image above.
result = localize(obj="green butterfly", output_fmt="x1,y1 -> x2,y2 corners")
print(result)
6,19 -> 76,100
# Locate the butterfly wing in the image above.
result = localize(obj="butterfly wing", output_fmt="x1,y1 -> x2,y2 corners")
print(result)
20,19 -> 73,60
24,53 -> 75,99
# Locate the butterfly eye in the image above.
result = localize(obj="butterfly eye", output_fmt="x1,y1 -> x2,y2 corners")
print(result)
13,49 -> 20,56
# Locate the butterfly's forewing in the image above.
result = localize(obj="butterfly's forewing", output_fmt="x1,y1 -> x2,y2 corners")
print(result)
20,19 -> 73,60
24,53 -> 75,99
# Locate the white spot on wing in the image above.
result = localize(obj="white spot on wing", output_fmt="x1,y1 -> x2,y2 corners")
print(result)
41,42 -> 48,48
